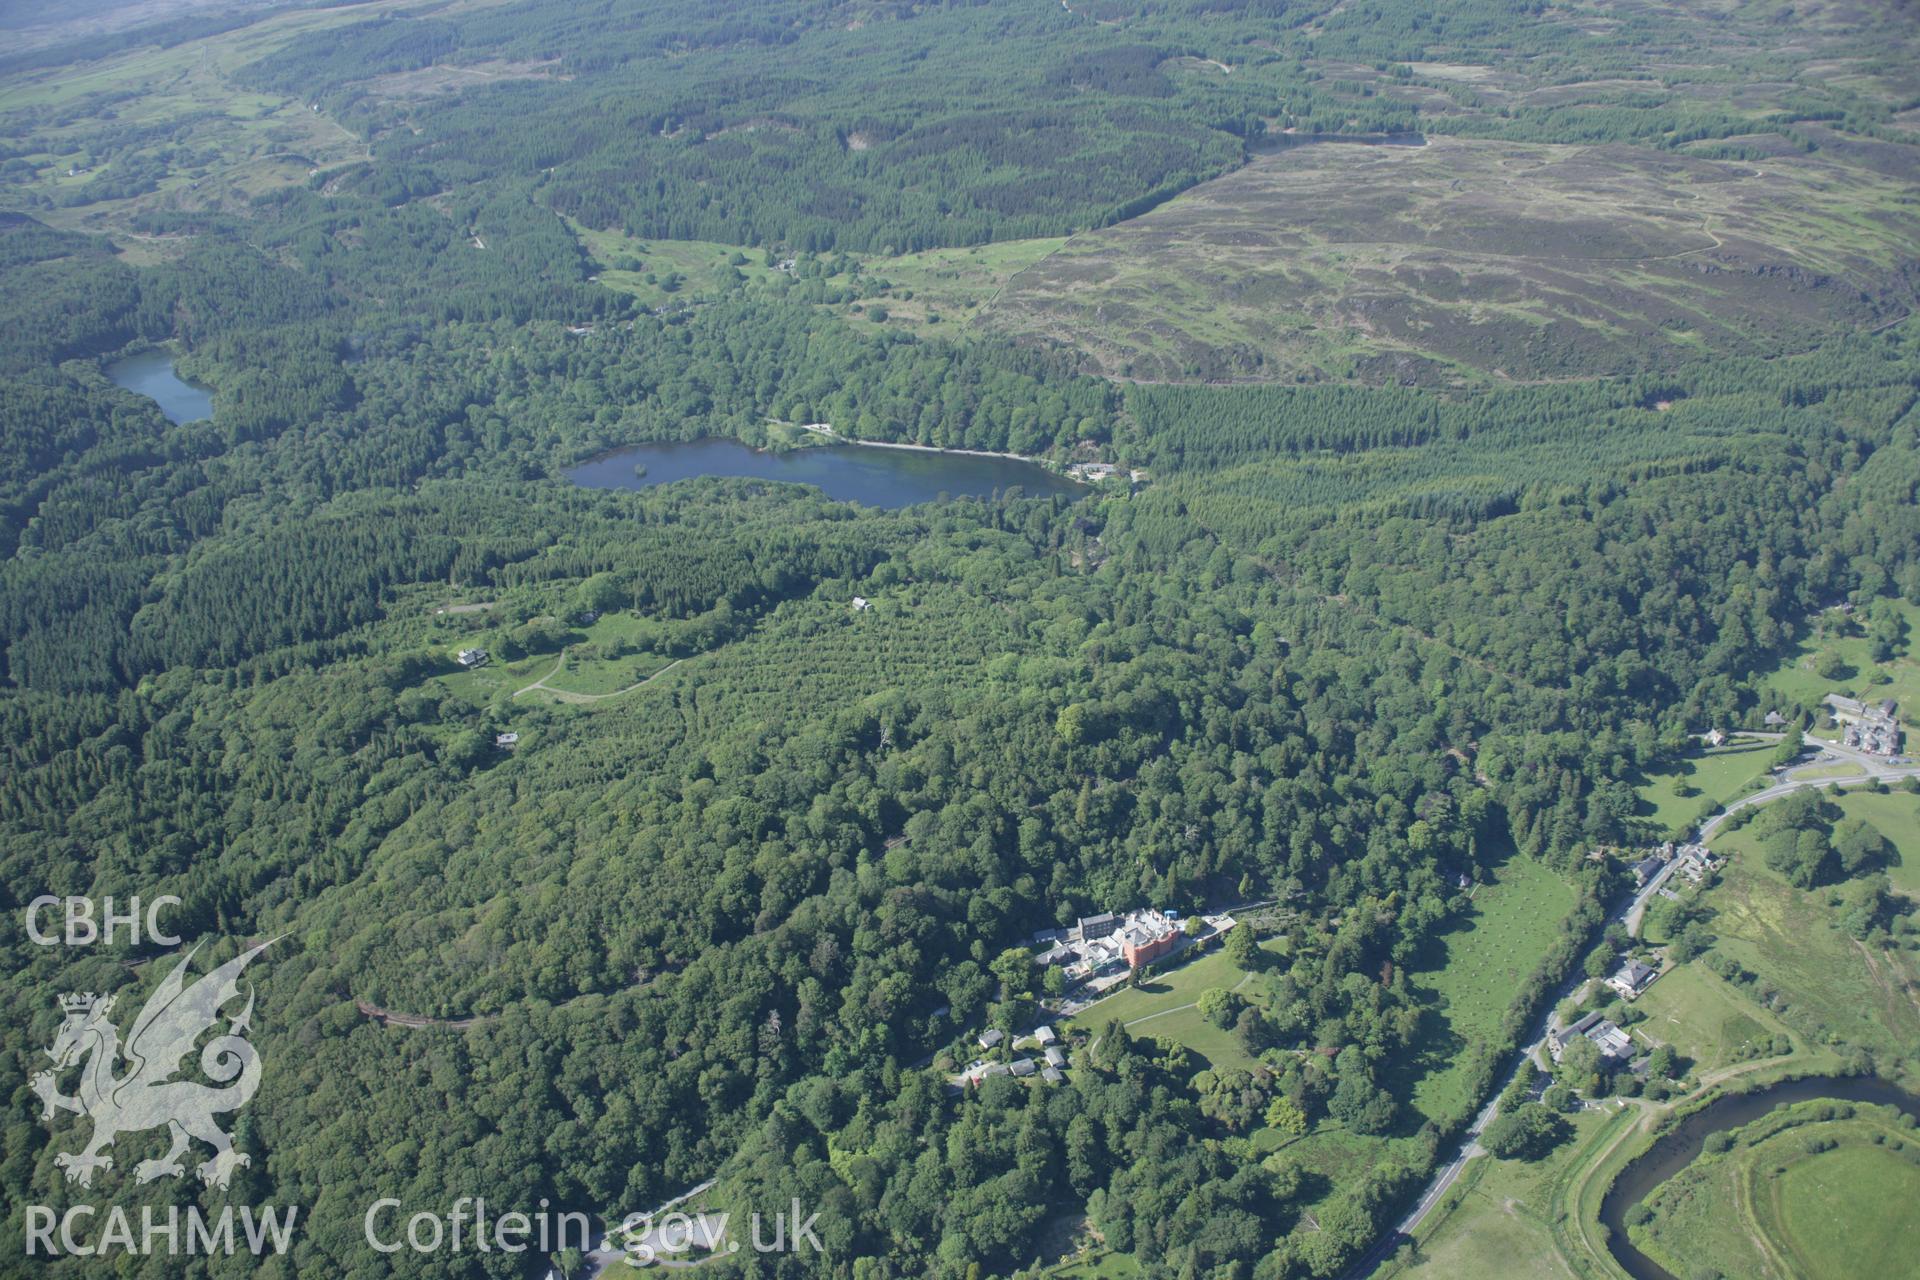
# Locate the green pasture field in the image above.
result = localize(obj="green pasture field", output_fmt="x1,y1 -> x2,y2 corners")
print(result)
1398,854 -> 1579,1123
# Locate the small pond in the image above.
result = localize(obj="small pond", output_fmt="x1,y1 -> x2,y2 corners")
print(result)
106,350 -> 214,425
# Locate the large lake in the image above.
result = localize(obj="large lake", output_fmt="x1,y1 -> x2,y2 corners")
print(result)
106,350 -> 213,424
567,437 -> 1083,508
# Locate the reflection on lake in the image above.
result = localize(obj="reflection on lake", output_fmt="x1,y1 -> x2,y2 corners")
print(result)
567,437 -> 1083,509
106,350 -> 214,424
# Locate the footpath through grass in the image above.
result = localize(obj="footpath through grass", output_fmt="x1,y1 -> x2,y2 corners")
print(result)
1635,1101 -> 1920,1280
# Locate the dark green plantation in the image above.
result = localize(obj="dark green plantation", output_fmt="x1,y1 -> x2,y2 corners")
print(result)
1,0 -> 1918,1277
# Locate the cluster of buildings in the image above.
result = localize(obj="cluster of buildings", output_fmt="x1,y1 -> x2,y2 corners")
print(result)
1632,841 -> 1717,888
1551,1010 -> 1634,1065
958,1025 -> 1067,1089
1835,696 -> 1903,758
1065,462 -> 1151,486
1549,950 -> 1668,1073
1032,908 -> 1197,990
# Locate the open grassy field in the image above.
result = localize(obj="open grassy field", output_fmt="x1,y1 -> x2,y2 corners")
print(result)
1769,1142 -> 1920,1280
1634,1103 -> 1920,1280
1120,1000 -> 1258,1074
1065,943 -> 1248,1035
1629,962 -> 1795,1074
423,610 -> 676,707
1690,852 -> 1920,1057
1764,599 -> 1920,724
572,228 -> 792,309
1397,854 -> 1579,1122
1382,1106 -> 1621,1280
1822,787 -> 1920,898
575,224 -> 1066,334
1633,739 -> 1778,834
1064,934 -> 1294,1073
982,137 -> 1920,384
1044,1249 -> 1139,1279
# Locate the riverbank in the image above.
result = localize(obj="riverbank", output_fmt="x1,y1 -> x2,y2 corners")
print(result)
1602,1072 -> 1920,1280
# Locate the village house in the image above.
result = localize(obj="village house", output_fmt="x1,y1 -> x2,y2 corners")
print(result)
1032,1025 -> 1057,1046
456,648 -> 489,668
851,597 -> 871,611
1607,959 -> 1658,1001
1673,844 -> 1718,882
1829,695 -> 1903,757
1551,1010 -> 1635,1063
495,732 -> 520,748
961,1060 -> 1010,1088
1588,1020 -> 1633,1061
978,1029 -> 1004,1050
1704,727 -> 1727,747
1008,1058 -> 1037,1078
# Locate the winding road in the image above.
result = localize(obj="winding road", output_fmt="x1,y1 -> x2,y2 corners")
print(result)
1346,731 -> 1918,1278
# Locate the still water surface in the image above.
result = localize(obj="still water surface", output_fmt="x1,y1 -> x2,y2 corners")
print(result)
568,437 -> 1083,508
106,351 -> 214,424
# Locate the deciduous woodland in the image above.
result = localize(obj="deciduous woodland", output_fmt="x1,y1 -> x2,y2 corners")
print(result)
1,0 -> 1917,1276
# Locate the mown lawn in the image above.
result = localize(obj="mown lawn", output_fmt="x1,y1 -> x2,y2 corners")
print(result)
1820,787 -> 1920,898
1634,740 -> 1777,834
1065,944 -> 1246,1034
1397,855 -> 1579,1123
1045,1248 -> 1141,1279
1067,935 -> 1291,1071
